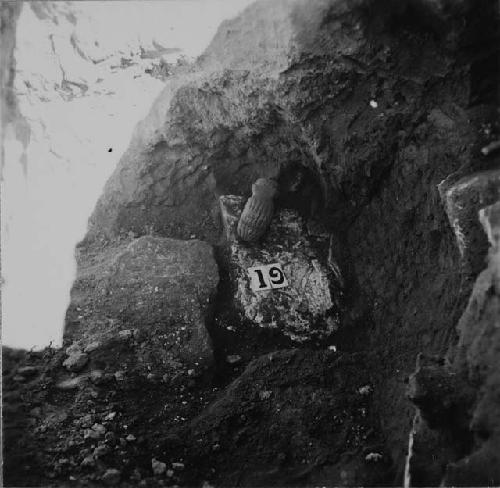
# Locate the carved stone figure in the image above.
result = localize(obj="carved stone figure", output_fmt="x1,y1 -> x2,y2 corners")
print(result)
237,178 -> 277,242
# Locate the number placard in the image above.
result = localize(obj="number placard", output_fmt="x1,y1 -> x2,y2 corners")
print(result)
248,263 -> 289,292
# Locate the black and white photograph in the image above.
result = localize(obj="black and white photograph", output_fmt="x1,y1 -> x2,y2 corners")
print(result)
1,0 -> 500,486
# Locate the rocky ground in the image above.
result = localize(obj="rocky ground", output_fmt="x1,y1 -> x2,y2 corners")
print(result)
3,0 -> 500,486
3,344 -> 392,487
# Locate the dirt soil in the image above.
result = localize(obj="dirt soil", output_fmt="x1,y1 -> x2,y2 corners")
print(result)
3,345 -> 394,487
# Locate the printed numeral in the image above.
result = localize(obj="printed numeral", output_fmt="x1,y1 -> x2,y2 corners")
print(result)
248,263 -> 288,292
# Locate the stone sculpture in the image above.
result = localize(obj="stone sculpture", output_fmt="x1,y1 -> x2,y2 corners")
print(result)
237,178 -> 277,242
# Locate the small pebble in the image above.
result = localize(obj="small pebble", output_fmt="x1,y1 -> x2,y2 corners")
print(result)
56,376 -> 86,390
17,366 -> 38,376
84,429 -> 100,440
92,423 -> 106,435
131,468 -> 142,481
104,432 -> 116,443
118,329 -> 133,340
172,462 -> 185,471
90,370 -> 104,383
358,385 -> 372,396
102,468 -> 121,486
84,342 -> 101,353
114,371 -> 125,381
481,139 -> 500,156
94,444 -> 109,457
152,458 -> 167,475
80,455 -> 95,467
126,434 -> 136,442
65,343 -> 82,356
226,354 -> 242,364
365,452 -> 383,462
63,352 -> 89,372
81,413 -> 94,427
84,424 -> 105,440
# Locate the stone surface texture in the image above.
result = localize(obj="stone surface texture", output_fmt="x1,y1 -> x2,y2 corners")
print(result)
408,199 -> 500,486
219,195 -> 340,344
64,236 -> 219,375
237,178 -> 277,242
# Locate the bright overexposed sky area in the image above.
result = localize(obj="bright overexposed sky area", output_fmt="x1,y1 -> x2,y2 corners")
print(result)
1,0 -> 255,350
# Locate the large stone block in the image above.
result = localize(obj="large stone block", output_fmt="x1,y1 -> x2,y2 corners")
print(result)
218,195 -> 341,345
64,236 -> 219,375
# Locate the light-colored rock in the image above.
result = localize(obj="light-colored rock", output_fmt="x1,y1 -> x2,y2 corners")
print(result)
83,341 -> 101,353
358,385 -> 372,396
102,468 -> 121,486
80,455 -> 95,467
479,200 -> 500,293
365,452 -> 383,462
56,376 -> 87,390
152,458 -> 167,475
219,195 -> 340,343
90,370 -> 104,383
63,352 -> 89,372
83,423 -> 106,440
118,329 -> 134,340
114,371 -> 125,382
259,390 -> 272,400
65,343 -> 82,356
226,354 -> 242,364
17,366 -> 38,376
91,423 -> 106,435
439,170 -> 500,274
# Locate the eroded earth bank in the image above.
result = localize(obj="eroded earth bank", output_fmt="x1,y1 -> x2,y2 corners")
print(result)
3,0 -> 500,486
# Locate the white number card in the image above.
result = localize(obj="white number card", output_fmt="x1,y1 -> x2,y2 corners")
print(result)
248,263 -> 289,291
